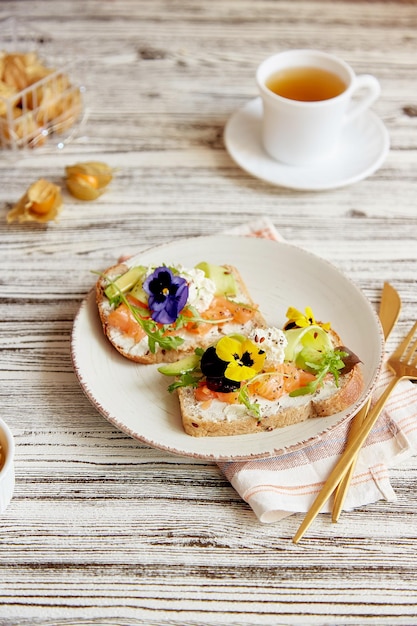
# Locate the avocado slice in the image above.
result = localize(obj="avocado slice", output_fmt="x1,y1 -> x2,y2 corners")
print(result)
158,353 -> 201,376
195,262 -> 237,296
104,265 -> 146,300
129,279 -> 148,304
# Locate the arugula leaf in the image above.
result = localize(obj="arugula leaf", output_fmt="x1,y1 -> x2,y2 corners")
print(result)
289,349 -> 348,397
168,372 -> 203,393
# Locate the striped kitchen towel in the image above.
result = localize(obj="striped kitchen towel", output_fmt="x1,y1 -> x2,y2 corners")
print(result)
217,217 -> 417,522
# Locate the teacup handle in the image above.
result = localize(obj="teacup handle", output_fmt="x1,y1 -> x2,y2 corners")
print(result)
344,74 -> 381,125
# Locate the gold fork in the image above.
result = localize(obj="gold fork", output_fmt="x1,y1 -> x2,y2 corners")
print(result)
332,282 -> 401,521
293,320 -> 417,544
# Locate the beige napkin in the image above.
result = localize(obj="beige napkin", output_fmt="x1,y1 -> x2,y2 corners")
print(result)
217,218 -> 417,522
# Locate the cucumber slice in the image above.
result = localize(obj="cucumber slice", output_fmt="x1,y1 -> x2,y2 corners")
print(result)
295,346 -> 325,371
104,266 -> 146,300
158,353 -> 201,376
129,279 -> 148,304
284,325 -> 333,362
195,262 -> 237,296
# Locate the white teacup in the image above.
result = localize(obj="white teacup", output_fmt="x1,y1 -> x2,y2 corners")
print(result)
256,49 -> 381,166
0,418 -> 15,514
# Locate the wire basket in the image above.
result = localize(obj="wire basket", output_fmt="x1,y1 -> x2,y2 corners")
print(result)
0,17 -> 87,151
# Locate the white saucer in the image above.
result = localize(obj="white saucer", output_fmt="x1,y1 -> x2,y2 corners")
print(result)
224,97 -> 390,191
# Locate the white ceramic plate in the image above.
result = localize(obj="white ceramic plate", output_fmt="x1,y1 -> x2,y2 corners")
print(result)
71,236 -> 384,460
224,97 -> 390,191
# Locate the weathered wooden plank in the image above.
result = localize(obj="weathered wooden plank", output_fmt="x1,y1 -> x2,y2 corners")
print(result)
1,0 -> 417,624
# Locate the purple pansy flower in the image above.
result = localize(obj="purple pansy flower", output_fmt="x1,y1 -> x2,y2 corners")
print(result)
143,266 -> 189,325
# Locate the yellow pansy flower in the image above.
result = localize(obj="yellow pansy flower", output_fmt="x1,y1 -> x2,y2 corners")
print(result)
215,336 -> 266,382
285,306 -> 331,331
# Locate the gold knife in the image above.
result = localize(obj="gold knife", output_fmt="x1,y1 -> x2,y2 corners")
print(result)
331,282 -> 401,521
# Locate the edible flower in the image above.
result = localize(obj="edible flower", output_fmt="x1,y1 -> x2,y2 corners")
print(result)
286,306 -> 331,331
215,336 -> 265,382
143,266 -> 189,324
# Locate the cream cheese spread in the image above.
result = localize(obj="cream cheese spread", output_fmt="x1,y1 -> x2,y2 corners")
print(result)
249,326 -> 287,368
191,377 -> 338,423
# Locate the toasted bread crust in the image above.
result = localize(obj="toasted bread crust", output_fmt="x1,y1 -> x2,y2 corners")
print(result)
178,359 -> 364,438
96,263 -> 266,364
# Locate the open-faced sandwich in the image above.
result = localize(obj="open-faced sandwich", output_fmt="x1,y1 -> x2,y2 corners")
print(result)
96,261 -> 266,364
158,307 -> 364,437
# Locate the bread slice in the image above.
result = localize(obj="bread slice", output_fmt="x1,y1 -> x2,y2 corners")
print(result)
96,262 -> 267,364
174,326 -> 364,437
178,365 -> 364,437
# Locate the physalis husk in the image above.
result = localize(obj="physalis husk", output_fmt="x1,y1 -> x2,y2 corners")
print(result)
65,161 -> 113,200
6,178 -> 63,223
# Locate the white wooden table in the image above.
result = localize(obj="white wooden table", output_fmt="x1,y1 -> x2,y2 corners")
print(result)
1,1 -> 417,624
